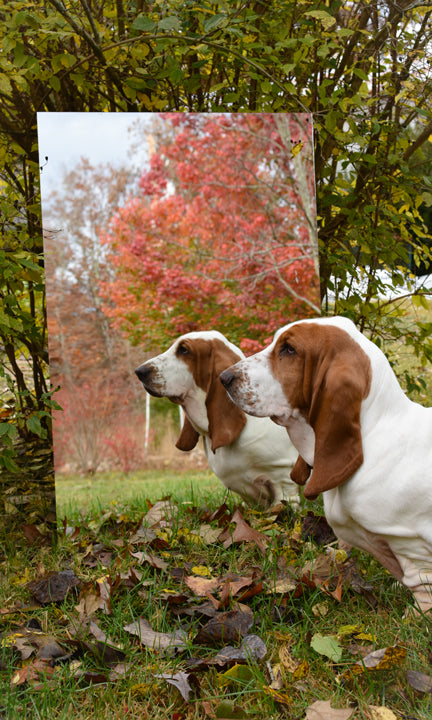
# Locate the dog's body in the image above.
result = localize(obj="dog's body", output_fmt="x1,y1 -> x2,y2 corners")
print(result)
135,331 -> 298,507
220,316 -> 432,611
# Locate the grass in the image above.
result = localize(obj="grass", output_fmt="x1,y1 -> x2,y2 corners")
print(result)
1,470 -> 432,720
55,469 -> 223,521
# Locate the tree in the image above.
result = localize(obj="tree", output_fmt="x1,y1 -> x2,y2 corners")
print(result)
42,159 -> 146,473
1,0 -> 432,472
100,113 -> 320,351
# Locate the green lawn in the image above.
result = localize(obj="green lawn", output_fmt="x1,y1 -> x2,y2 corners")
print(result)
55,469 -> 225,521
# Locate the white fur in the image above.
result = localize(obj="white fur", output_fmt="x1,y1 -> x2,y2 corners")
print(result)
223,316 -> 432,611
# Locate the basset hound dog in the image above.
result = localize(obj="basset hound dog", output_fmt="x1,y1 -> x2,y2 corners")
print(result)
135,331 -> 298,508
220,316 -> 432,612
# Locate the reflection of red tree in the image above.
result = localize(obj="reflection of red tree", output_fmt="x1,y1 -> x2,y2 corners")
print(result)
52,380 -> 145,475
101,113 -> 319,352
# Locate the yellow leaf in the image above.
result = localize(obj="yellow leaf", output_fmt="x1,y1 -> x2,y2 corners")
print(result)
191,565 -> 212,577
279,644 -> 299,672
12,568 -> 31,586
345,645 -> 407,678
291,142 -> 304,157
368,706 -> 398,720
263,686 -> 292,705
293,659 -> 309,680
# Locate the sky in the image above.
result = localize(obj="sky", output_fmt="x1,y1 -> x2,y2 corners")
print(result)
37,112 -> 151,200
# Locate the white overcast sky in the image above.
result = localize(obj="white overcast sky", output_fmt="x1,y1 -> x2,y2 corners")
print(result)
37,112 -> 150,201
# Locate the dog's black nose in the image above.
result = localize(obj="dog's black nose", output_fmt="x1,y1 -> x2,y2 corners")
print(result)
220,369 -> 236,389
135,365 -> 151,384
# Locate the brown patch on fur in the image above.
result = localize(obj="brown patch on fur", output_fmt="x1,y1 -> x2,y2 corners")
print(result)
271,323 -> 372,498
176,338 -> 247,452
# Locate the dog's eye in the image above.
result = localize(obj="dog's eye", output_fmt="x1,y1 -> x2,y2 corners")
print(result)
176,343 -> 190,356
279,342 -> 296,358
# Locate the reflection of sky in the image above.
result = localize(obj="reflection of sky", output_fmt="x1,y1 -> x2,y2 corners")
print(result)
37,112 -> 150,200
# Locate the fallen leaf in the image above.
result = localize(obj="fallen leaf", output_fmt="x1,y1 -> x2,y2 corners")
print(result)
154,671 -> 198,701
185,575 -> 220,597
199,524 -> 223,544
266,576 -> 298,595
194,609 -> 254,646
141,500 -> 175,527
218,510 -> 267,554
131,551 -> 169,571
75,577 -> 112,616
124,617 -> 188,654
310,633 -> 343,662
312,602 -> 329,617
368,707 -> 398,720
191,565 -> 213,577
215,699 -> 250,718
28,569 -> 81,604
218,663 -> 254,688
211,634 -> 267,666
11,658 -> 56,689
304,700 -> 354,719
278,644 -> 308,679
263,686 -> 292,705
406,668 -> 432,693
269,663 -> 283,690
345,644 -> 407,677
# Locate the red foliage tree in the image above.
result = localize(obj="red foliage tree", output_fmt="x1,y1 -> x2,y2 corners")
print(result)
101,113 -> 320,352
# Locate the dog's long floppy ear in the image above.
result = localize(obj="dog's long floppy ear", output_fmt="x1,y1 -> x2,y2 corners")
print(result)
290,456 -> 311,487
205,340 -> 247,452
303,351 -> 371,499
176,416 -> 200,452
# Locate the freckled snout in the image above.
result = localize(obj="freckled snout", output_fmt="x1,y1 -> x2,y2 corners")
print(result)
220,363 -> 258,416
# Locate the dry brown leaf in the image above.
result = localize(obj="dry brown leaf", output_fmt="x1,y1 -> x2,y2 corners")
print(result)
124,617 -> 188,654
27,569 -> 81,604
199,524 -> 223,544
131,551 -> 169,571
11,659 -> 56,690
154,671 -> 198,702
218,510 -> 267,554
406,668 -> 432,693
75,577 -> 111,617
269,663 -> 284,690
185,575 -> 220,597
141,500 -> 175,527
304,700 -> 355,720
193,609 -> 254,645
211,634 -> 267,666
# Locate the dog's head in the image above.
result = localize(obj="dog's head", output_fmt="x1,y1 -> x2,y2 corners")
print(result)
220,317 -> 371,498
135,331 -> 246,452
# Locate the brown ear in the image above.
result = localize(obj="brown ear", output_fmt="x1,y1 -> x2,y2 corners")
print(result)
303,363 -> 369,499
176,416 -> 199,451
290,456 -> 311,487
206,341 -> 247,452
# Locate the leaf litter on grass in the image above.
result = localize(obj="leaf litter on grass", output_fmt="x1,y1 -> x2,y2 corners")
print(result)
1,496 -> 431,719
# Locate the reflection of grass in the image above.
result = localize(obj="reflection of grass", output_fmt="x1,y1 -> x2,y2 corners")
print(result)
55,469 -> 224,522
